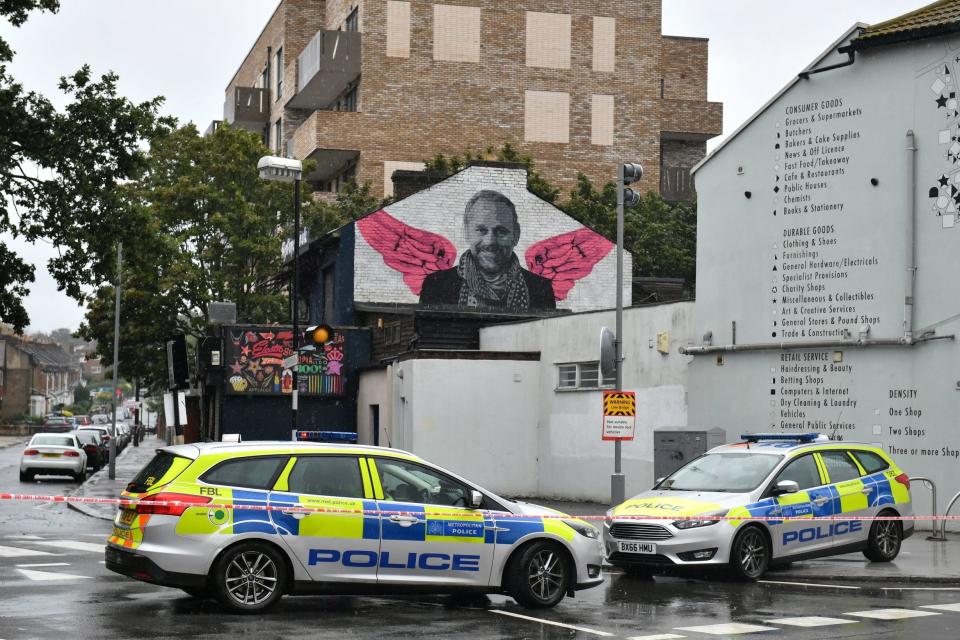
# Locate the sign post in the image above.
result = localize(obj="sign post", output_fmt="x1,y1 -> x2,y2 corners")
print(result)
602,391 -> 637,441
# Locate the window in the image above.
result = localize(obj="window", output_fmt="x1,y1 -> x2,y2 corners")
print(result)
557,361 -> 615,390
524,90 -> 570,143
322,267 -> 336,322
201,456 -> 287,489
127,451 -> 187,493
774,454 -> 822,491
819,451 -> 862,483
383,321 -> 402,346
592,17 -> 616,72
274,118 -> 282,154
260,65 -> 269,91
345,7 -> 359,32
287,456 -> 364,498
851,450 -> 889,474
526,12 -> 571,69
386,1 -> 410,58
376,458 -> 472,507
433,4 -> 480,63
275,47 -> 283,98
592,94 -> 614,146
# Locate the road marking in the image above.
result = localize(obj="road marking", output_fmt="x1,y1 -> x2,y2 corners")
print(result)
15,563 -> 70,568
843,608 -> 941,620
921,603 -> 960,612
4,535 -> 43,540
0,545 -> 56,558
627,634 -> 686,640
490,610 -> 616,637
884,587 -> 960,592
758,579 -> 861,590
33,540 -> 104,553
764,616 -> 857,628
674,623 -> 777,635
16,568 -> 91,581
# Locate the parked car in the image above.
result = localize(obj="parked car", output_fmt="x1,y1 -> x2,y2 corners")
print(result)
74,430 -> 107,471
20,433 -> 87,482
73,415 -> 93,427
41,417 -> 72,433
77,426 -> 115,452
605,433 -> 913,580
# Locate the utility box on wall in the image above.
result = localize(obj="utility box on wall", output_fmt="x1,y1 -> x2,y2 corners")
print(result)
653,427 -> 726,481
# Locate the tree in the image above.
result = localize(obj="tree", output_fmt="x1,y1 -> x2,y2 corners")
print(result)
1,1 -> 171,333
424,143 -> 560,204
79,124 -> 339,391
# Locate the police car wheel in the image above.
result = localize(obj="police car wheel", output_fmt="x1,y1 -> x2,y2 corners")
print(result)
18,470 -> 31,482
213,542 -> 287,612
863,511 -> 902,562
508,541 -> 569,608
729,526 -> 769,580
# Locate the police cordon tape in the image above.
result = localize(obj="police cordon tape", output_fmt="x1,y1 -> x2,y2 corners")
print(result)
1,492 -> 958,523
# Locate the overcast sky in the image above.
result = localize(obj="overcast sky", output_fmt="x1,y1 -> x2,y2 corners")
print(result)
2,0 -> 924,333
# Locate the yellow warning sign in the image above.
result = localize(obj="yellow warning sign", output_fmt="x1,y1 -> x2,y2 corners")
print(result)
603,391 -> 636,417
602,391 -> 636,441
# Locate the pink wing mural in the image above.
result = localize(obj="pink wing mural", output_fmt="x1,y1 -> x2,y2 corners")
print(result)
525,229 -> 615,301
357,209 -> 457,295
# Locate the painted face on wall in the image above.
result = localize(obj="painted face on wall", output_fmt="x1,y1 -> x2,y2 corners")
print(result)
464,198 -> 520,274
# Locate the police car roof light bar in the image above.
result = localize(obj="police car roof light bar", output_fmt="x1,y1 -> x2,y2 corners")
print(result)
296,430 -> 358,444
740,433 -> 821,443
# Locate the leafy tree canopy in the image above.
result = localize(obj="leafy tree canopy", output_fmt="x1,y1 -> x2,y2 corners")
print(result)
1,0 -> 171,333
424,142 -> 560,204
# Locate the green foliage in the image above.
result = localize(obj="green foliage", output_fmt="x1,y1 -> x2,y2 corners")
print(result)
79,124 -> 316,391
424,143 -> 560,204
301,179 -> 380,236
0,2 -> 171,333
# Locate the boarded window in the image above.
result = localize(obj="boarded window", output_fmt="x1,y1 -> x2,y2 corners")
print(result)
593,17 -> 615,72
386,1 -> 410,58
525,90 -> 569,143
592,94 -> 614,146
526,12 -> 571,69
383,160 -> 426,197
434,4 -> 480,63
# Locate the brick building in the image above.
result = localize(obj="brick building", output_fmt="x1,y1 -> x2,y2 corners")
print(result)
0,337 -> 82,419
221,0 -> 721,201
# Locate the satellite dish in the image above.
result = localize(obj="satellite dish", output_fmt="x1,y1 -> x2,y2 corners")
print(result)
600,327 -> 616,380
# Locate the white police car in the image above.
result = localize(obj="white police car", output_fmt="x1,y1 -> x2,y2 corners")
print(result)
605,434 -> 913,579
106,442 -> 604,611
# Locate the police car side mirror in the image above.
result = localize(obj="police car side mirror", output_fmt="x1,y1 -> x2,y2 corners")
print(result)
774,480 -> 800,495
469,490 -> 483,509
654,477 -> 666,488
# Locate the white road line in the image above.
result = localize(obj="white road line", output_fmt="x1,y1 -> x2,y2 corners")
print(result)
758,579 -> 861,590
843,608 -> 942,620
0,545 -> 56,558
15,562 -> 70,568
884,587 -> 960,592
627,634 -> 686,640
490,610 -> 616,637
674,623 -> 778,635
32,540 -> 105,553
921,603 -> 960,612
764,616 -> 857,628
4,535 -> 43,540
16,568 -> 91,582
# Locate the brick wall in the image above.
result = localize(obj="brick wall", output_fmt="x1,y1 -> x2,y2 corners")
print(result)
662,139 -> 706,168
230,0 -> 720,198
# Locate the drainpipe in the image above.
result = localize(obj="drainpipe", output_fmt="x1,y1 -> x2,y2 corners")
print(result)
904,130 -> 917,344
798,46 -> 856,79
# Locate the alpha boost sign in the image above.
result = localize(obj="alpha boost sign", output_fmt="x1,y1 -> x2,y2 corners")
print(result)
602,391 -> 636,441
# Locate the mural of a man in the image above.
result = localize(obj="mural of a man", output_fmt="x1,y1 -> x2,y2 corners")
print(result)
419,190 -> 556,311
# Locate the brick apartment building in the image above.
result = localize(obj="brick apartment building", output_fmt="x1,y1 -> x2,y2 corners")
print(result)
221,0 -> 721,201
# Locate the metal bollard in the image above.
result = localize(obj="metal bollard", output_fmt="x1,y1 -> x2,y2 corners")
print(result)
909,476 -> 947,541
941,491 -> 960,540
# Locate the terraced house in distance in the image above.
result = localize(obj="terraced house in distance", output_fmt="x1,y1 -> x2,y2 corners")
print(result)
218,0 -> 722,201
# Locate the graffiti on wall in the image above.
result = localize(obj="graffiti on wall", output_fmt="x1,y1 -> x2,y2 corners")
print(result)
927,55 -> 960,229
224,328 -> 345,396
358,189 -> 614,312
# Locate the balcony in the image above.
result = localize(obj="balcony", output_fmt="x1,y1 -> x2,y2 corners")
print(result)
290,110 -> 364,182
287,29 -> 361,110
660,166 -> 696,203
224,86 -> 270,132
661,99 -> 723,141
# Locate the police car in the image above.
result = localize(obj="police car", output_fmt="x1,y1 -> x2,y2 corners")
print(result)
106,442 -> 603,612
605,434 -> 912,579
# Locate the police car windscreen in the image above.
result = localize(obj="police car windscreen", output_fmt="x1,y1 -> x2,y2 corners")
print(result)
661,453 -> 783,493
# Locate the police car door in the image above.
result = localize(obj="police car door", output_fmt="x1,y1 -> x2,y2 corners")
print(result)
769,453 -> 835,558
817,450 -> 870,548
269,455 -> 381,584
370,457 -> 495,587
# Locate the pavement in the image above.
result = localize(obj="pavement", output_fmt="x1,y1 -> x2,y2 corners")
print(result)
65,440 -> 960,585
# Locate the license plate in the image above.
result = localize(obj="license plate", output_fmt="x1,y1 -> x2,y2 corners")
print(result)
119,509 -> 137,525
618,541 -> 656,554
42,453 -> 60,458
111,526 -> 134,541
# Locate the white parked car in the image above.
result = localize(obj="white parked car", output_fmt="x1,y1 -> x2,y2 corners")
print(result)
20,433 -> 88,482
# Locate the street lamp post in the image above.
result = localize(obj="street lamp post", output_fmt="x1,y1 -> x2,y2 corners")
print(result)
258,156 -> 304,433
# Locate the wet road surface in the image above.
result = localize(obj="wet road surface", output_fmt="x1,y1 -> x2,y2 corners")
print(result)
2,442 -> 959,639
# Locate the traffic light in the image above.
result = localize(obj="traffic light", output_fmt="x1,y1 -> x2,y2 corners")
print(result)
620,163 -> 644,209
304,324 -> 334,348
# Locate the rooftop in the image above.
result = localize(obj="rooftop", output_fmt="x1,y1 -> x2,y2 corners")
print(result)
855,0 -> 960,48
